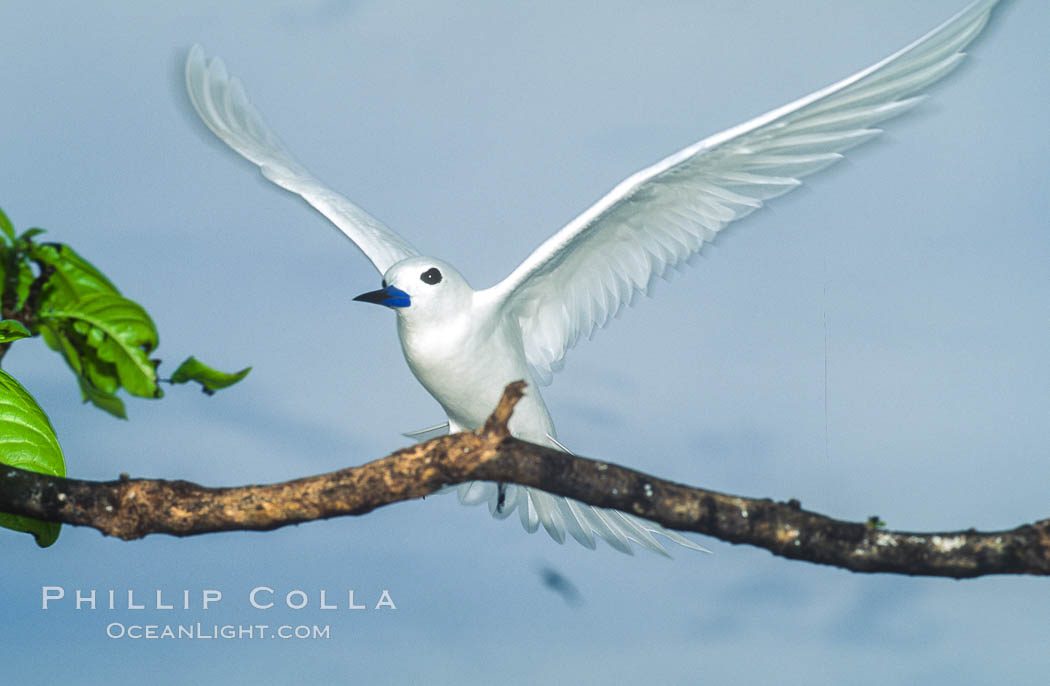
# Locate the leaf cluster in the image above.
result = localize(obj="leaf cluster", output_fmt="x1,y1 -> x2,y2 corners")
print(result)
0,207 -> 250,545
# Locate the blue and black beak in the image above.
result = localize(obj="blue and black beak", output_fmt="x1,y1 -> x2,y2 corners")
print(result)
353,284 -> 411,308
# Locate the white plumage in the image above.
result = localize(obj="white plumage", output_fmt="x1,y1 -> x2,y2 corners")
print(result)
185,0 -> 998,555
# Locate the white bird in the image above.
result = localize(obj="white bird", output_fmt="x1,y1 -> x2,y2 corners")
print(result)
185,0 -> 998,555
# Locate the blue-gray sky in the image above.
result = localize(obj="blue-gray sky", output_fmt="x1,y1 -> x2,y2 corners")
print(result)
1,1 -> 1047,684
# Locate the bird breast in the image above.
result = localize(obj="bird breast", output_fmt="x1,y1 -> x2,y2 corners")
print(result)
396,309 -> 555,442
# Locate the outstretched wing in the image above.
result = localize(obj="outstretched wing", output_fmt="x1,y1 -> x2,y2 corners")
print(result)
484,0 -> 998,384
185,45 -> 419,274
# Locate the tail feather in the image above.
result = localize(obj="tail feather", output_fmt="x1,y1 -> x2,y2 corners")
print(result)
425,427 -> 707,555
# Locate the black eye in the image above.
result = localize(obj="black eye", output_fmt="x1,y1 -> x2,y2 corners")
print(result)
420,268 -> 442,285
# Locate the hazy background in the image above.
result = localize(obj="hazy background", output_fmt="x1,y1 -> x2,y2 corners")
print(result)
1,1 -> 1046,683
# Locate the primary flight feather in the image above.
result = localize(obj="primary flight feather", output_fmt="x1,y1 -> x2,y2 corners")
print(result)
185,0 -> 999,555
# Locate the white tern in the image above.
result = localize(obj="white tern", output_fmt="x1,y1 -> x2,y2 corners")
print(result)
185,0 -> 998,555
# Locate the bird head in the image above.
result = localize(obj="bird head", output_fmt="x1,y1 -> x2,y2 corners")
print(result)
354,257 -> 473,322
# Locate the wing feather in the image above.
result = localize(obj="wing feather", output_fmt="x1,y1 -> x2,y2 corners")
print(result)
185,45 -> 419,274
483,0 -> 998,383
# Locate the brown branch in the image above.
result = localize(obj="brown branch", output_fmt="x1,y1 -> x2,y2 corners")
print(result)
2,381 -> 1047,578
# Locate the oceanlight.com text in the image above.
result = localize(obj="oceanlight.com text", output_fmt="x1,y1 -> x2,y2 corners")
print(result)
105,622 -> 330,640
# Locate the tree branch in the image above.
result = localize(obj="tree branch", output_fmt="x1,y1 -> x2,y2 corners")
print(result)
2,381 -> 1047,578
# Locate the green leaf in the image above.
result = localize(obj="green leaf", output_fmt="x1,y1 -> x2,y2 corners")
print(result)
0,369 -> 65,546
77,376 -> 127,419
19,227 -> 45,242
40,323 -> 81,373
170,356 -> 251,395
15,261 -> 34,311
83,352 -> 120,394
32,243 -> 120,309
42,293 -> 159,398
41,322 -> 129,418
0,320 -> 31,343
0,207 -> 14,243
